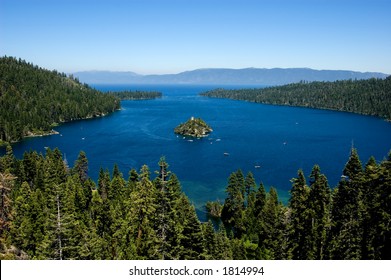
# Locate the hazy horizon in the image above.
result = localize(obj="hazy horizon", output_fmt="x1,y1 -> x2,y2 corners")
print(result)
71,66 -> 390,76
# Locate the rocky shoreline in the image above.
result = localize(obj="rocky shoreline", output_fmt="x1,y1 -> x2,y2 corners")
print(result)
25,129 -> 60,138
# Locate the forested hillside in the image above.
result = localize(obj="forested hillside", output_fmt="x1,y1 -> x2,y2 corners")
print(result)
201,77 -> 391,120
0,146 -> 389,260
0,57 -> 120,143
107,90 -> 162,100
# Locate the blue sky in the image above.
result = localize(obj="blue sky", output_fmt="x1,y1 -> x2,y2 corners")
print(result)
1,0 -> 390,74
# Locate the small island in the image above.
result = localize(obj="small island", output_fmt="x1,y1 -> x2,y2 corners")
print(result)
174,117 -> 213,137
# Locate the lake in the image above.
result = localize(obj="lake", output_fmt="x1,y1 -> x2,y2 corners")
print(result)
3,84 -> 391,217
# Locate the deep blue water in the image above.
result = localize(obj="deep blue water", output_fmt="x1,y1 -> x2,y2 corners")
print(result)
3,84 -> 391,215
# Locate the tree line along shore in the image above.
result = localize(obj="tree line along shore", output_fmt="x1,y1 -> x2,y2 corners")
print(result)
200,77 -> 391,121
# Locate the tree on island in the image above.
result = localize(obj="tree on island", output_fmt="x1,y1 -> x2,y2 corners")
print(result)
174,117 -> 213,138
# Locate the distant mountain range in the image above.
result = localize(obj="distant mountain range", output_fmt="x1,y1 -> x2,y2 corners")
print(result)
73,68 -> 389,86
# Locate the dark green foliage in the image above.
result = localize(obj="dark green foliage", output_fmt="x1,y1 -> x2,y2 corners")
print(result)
257,187 -> 285,259
0,56 -> 120,143
308,165 -> 331,259
329,149 -> 364,259
73,151 -> 89,183
127,165 -> 159,259
0,148 -> 390,260
153,158 -> 182,259
376,153 -> 391,259
253,182 -> 267,218
221,170 -> 245,238
201,77 -> 391,120
0,171 -> 16,246
287,170 -> 312,259
97,168 -> 110,201
244,172 -> 257,207
107,90 -> 162,100
202,220 -> 218,259
177,195 -> 205,259
0,145 -> 15,173
214,224 -> 233,259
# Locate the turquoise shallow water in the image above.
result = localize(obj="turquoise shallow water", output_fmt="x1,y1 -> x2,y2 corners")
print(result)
4,84 -> 391,217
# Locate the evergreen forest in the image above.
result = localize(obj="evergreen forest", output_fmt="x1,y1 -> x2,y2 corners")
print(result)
0,57 -> 121,144
0,146 -> 390,260
200,77 -> 391,120
107,90 -> 162,100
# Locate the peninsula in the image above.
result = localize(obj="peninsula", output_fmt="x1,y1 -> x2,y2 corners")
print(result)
200,76 -> 391,121
0,56 -> 120,144
174,117 -> 213,137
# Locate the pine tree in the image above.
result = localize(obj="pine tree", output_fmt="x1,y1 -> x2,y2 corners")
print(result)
258,187 -> 283,259
127,165 -> 159,259
343,148 -> 363,179
330,148 -> 364,259
0,171 -> 16,255
22,151 -> 40,187
242,182 -> 267,255
165,173 -> 184,258
202,220 -> 218,259
221,171 -> 245,238
243,176 -> 261,244
127,168 -> 139,193
308,165 -> 331,259
88,189 -> 112,259
244,171 -> 257,207
97,168 -> 110,201
358,156 -> 379,259
61,175 -> 91,259
375,152 -> 391,259
0,145 -> 15,173
44,148 -> 67,186
253,182 -> 267,218
33,154 -> 46,192
153,157 -> 180,259
214,223 -> 233,259
177,195 -> 205,259
287,169 -> 312,259
73,151 -> 88,183
236,169 -> 245,198
9,181 -> 32,255
109,165 -> 126,203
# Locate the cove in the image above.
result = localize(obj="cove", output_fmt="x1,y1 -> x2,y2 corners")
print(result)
3,84 -> 391,217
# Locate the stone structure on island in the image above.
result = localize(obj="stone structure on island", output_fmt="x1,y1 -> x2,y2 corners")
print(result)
174,117 -> 213,137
